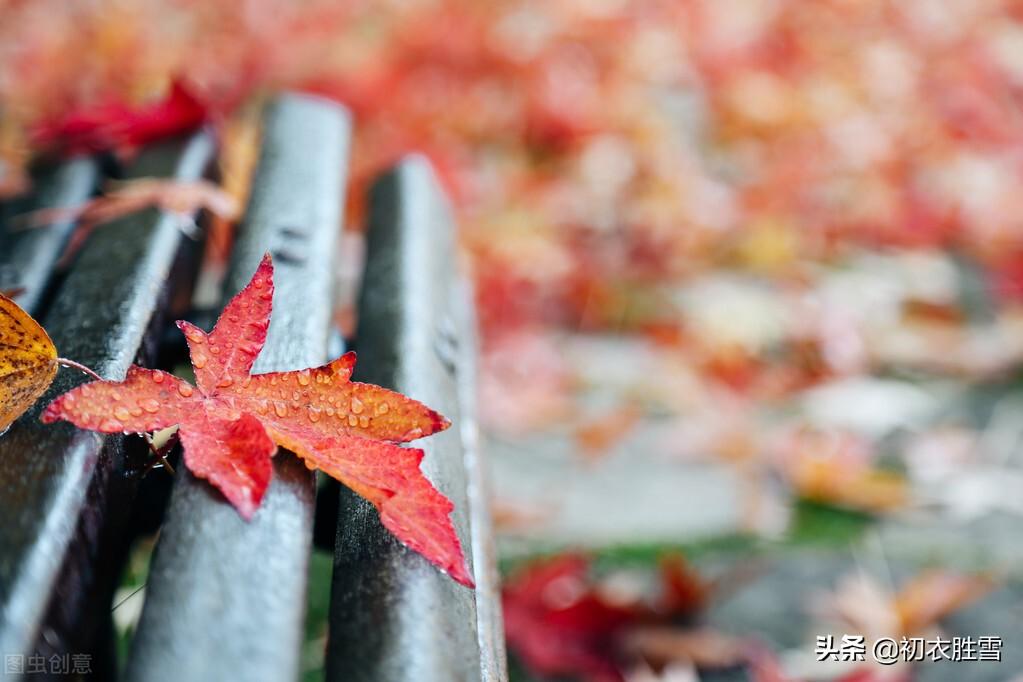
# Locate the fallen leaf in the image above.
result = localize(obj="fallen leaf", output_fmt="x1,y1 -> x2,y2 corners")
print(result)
894,571 -> 996,635
42,254 -> 473,587
490,498 -> 554,533
836,671 -> 912,682
626,662 -> 700,682
503,553 -> 746,682
622,627 -> 748,669
747,643 -> 908,682
204,106 -> 263,267
575,403 -> 642,459
31,80 -> 207,155
746,644 -> 799,682
0,155 -> 30,199
821,569 -> 995,640
659,554 -> 765,620
0,293 -> 58,433
502,554 -> 636,682
20,178 -> 240,266
777,429 -> 908,514
658,555 -> 713,618
24,178 -> 238,228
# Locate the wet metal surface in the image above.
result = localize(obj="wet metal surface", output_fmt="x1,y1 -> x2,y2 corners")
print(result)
0,133 -> 214,661
454,277 -> 509,681
0,157 -> 100,315
325,157 -> 507,682
125,94 -> 350,682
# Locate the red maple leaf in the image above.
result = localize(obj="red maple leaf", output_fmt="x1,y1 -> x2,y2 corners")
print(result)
31,80 -> 208,155
42,254 -> 473,587
502,555 -> 635,682
502,553 -> 754,680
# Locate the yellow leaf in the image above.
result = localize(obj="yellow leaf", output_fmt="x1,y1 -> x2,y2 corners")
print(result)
0,294 -> 57,433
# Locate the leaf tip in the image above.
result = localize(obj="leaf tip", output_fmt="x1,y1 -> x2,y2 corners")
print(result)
258,251 -> 274,276
431,409 -> 452,433
234,498 -> 260,521
247,251 -> 276,303
328,351 -> 357,381
451,561 -> 476,589
39,400 -> 60,424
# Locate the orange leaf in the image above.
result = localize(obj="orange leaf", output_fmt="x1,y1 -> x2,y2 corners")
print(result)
0,293 -> 57,433
823,570 -> 995,640
894,571 -> 996,635
42,255 -> 472,587
574,404 -> 642,459
621,627 -> 747,669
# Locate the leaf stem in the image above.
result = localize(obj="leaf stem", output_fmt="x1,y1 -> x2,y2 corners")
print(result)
111,582 -> 147,612
143,432 -> 178,476
56,357 -> 103,381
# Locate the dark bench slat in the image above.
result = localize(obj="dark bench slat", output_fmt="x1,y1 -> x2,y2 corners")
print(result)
325,157 -> 506,681
0,133 -> 215,661
125,94 -> 351,682
0,157 -> 99,313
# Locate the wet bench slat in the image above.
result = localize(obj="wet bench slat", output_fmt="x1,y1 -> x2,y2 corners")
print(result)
0,96 -> 508,681
325,158 -> 507,681
0,133 -> 214,661
125,94 -> 351,682
0,157 -> 99,314
455,278 -> 509,680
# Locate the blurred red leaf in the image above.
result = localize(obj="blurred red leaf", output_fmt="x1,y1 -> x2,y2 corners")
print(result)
503,553 -> 747,681
31,80 -> 207,155
503,555 -> 636,682
659,555 -> 713,619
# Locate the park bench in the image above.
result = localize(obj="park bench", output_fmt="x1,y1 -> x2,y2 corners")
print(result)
0,94 -> 507,681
